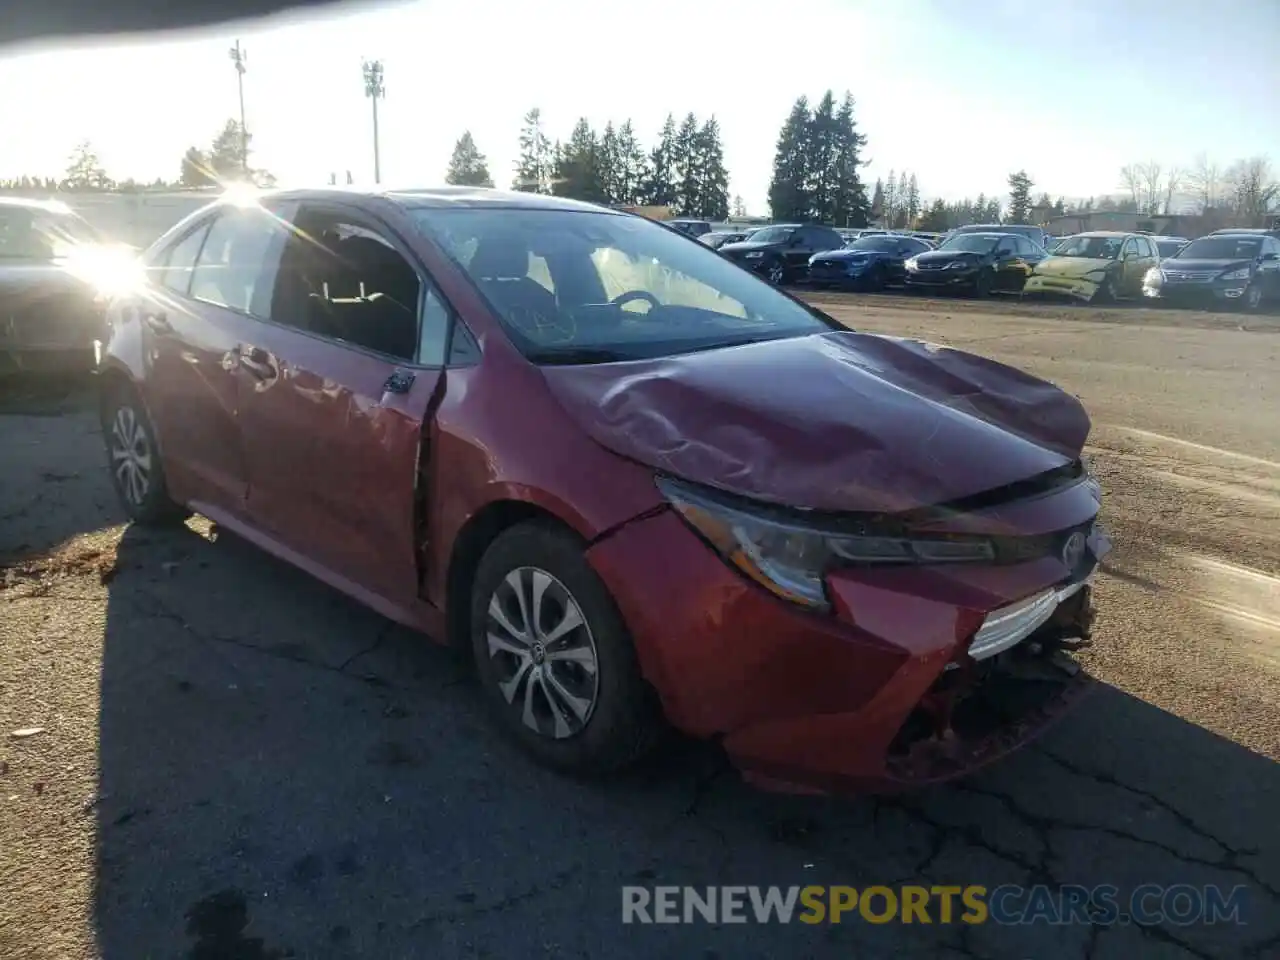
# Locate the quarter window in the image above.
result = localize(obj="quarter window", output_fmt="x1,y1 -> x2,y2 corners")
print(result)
157,222 -> 210,296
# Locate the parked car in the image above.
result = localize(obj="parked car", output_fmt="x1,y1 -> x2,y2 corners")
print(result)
1022,232 -> 1160,303
701,231 -> 749,251
96,187 -> 1109,793
903,231 -> 1046,296
808,233 -> 934,291
0,197 -> 136,375
943,223 -> 1052,253
718,223 -> 845,285
1142,231 -> 1280,311
668,218 -> 713,238
1151,236 -> 1189,259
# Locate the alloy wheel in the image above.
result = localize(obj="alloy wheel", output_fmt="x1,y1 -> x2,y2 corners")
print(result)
1244,284 -> 1262,311
768,262 -> 786,285
484,566 -> 600,740
109,405 -> 152,508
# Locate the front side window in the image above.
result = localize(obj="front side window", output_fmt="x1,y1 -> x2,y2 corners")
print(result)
411,207 -> 833,363
190,208 -> 288,316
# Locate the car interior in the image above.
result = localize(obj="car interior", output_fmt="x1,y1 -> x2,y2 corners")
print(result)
271,215 -> 421,361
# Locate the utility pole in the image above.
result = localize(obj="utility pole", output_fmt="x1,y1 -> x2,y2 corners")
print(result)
228,40 -> 249,176
362,59 -> 385,184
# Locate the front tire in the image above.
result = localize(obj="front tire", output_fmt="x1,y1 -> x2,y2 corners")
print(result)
470,521 -> 660,774
1240,283 -> 1263,312
102,384 -> 187,525
767,260 -> 788,286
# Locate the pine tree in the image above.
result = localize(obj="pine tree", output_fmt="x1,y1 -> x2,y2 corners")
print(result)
1007,170 -> 1033,223
180,147 -> 215,188
904,173 -> 921,227
445,131 -> 494,187
768,96 -> 812,221
553,119 -> 604,203
883,170 -> 898,228
805,91 -> 838,223
598,122 -> 622,205
615,120 -> 649,206
694,117 -> 730,220
209,120 -> 251,180
63,141 -> 113,190
513,108 -> 552,193
731,195 -> 748,218
830,93 -> 870,227
919,198 -> 949,232
645,114 -> 678,207
672,113 -> 701,216
870,178 -> 884,223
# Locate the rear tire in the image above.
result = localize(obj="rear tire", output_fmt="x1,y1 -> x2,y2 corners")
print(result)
470,521 -> 661,774
102,383 -> 188,526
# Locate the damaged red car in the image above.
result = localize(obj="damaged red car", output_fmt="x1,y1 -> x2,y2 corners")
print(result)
96,188 -> 1111,793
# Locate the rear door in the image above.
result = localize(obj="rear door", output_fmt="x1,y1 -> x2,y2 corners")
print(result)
235,200 -> 453,605
141,207 -> 288,518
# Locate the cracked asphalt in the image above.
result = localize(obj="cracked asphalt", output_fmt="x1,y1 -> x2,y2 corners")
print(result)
1,294 -> 1278,959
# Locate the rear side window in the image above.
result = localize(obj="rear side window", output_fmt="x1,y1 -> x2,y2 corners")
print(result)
190,208 -> 289,316
157,222 -> 210,296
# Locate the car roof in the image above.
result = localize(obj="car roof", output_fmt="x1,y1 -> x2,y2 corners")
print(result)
1204,230 -> 1269,238
1076,231 -> 1134,238
260,184 -> 617,215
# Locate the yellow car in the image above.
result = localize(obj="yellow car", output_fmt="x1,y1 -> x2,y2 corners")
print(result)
1023,232 -> 1161,303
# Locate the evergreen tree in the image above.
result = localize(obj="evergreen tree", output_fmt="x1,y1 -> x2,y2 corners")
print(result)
445,131 -> 494,187
870,178 -> 884,223
1007,170 -> 1034,223
672,113 -> 701,216
209,119 -> 251,180
919,198 -> 949,232
513,108 -> 553,193
883,170 -> 898,228
63,141 -> 113,190
904,173 -> 921,227
598,122 -> 621,205
615,120 -> 649,206
553,119 -> 604,203
694,117 -> 730,220
180,147 -> 215,188
829,93 -> 869,227
645,114 -> 678,207
768,96 -> 811,221
731,195 -> 748,218
805,91 -> 838,222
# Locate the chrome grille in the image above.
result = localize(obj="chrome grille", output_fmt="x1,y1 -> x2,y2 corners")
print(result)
1163,270 -> 1218,282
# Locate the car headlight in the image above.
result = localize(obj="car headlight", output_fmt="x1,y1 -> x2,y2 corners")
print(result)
1143,267 -> 1162,283
657,476 -> 995,611
904,257 -> 919,271
1219,267 -> 1250,281
744,251 -> 764,260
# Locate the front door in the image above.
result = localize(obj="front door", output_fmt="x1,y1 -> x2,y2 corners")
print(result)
235,202 -> 450,605
1119,238 -> 1149,296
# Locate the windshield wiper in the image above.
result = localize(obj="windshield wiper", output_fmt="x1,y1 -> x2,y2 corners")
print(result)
526,346 -> 633,365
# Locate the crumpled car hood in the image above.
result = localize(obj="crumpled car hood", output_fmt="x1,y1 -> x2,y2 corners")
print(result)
541,330 -> 1091,514
1035,256 -> 1112,280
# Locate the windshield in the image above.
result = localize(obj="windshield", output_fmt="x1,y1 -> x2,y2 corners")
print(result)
939,234 -> 999,254
846,236 -> 903,253
1156,240 -> 1185,258
1176,236 -> 1262,260
1051,235 -> 1123,260
0,207 -> 100,260
410,207 -> 834,363
747,226 -> 795,244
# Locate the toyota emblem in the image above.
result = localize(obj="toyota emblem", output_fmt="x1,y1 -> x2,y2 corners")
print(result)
1061,531 -> 1087,569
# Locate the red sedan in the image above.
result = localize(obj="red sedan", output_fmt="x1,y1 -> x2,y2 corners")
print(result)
96,187 -> 1110,793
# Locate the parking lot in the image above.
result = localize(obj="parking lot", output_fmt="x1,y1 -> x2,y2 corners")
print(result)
2,293 -> 1278,960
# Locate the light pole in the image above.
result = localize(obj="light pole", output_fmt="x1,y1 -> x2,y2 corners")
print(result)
228,40 -> 249,177
362,59 -> 385,184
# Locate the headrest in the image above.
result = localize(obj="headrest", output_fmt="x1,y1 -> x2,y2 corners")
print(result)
469,235 -> 531,280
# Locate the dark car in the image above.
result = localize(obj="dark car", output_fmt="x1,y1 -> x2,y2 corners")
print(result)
808,234 -> 933,291
718,223 -> 845,285
0,197 -> 133,375
668,218 -> 713,238
1143,232 -> 1280,311
944,223 -> 1051,253
700,231 -> 749,251
903,231 -> 1046,297
97,186 -> 1109,794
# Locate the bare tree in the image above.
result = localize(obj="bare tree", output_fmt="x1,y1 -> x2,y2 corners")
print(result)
1137,161 -> 1163,215
1224,156 -> 1279,223
1161,165 -> 1182,215
1185,153 -> 1221,212
1119,164 -> 1142,211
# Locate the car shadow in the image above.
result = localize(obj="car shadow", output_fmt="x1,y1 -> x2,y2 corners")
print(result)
91,522 -> 1280,959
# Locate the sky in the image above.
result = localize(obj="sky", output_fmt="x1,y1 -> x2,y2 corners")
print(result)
0,0 -> 1277,215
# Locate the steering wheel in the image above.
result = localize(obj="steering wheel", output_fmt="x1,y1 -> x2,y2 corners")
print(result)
609,290 -> 661,313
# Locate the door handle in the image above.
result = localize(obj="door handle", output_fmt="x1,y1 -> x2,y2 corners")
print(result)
238,344 -> 276,379
142,309 -> 171,333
